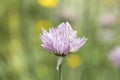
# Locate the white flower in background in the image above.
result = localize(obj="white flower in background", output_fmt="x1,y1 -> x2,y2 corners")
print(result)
97,29 -> 116,44
98,12 -> 117,27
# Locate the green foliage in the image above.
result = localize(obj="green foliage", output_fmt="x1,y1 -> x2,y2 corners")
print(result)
0,0 -> 120,80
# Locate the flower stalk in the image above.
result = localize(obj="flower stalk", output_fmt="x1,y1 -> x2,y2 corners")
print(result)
40,22 -> 87,80
58,61 -> 62,80
56,57 -> 63,80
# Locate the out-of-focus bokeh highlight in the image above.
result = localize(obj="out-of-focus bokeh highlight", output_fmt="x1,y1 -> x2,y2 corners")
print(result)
1,0 -> 120,80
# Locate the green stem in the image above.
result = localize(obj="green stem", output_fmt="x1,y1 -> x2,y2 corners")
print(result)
57,57 -> 63,80
59,62 -> 62,80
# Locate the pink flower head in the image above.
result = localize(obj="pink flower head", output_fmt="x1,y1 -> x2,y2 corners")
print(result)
40,22 -> 87,56
109,46 -> 120,67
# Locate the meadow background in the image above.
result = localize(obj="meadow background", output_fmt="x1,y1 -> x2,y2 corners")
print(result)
0,0 -> 120,80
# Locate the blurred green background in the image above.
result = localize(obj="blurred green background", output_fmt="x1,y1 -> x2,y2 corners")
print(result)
0,0 -> 120,80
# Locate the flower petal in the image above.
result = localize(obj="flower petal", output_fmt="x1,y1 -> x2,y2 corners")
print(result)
70,36 -> 87,52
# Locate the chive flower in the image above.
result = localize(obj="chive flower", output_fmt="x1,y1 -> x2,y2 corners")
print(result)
40,22 -> 87,80
40,22 -> 87,56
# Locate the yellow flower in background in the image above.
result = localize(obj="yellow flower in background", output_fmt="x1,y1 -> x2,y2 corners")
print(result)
103,0 -> 117,6
36,20 -> 52,33
67,55 -> 81,68
37,0 -> 59,8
